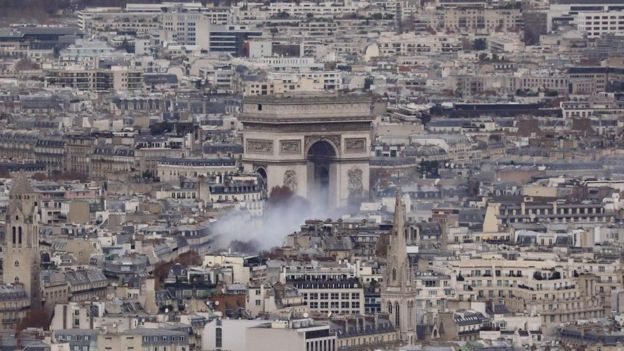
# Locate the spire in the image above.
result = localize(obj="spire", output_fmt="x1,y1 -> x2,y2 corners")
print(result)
391,187 -> 407,258
385,187 -> 409,289
9,174 -> 33,196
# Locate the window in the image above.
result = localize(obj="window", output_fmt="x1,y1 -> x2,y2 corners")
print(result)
216,327 -> 222,348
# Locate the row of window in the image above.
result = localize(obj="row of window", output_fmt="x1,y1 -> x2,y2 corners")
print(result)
303,292 -> 360,300
308,301 -> 360,309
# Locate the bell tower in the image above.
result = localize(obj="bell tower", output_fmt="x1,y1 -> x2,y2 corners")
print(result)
3,176 -> 41,309
381,189 -> 417,344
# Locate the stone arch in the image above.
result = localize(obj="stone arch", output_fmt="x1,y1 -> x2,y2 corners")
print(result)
305,138 -> 339,159
307,140 -> 337,206
255,166 -> 267,185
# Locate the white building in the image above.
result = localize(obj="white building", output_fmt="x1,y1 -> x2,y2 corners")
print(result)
246,319 -> 336,351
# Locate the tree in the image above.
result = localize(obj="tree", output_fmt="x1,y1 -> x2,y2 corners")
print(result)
14,58 -> 39,71
16,308 -> 51,332
31,173 -> 47,181
268,185 -> 294,207
153,250 -> 202,288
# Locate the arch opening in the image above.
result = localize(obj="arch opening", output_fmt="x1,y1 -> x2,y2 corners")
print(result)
307,141 -> 337,206
256,167 -> 267,184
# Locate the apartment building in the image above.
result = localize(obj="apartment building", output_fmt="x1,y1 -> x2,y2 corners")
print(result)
206,24 -> 262,56
267,1 -> 364,18
96,328 -> 190,351
575,10 -> 624,38
483,198 -> 617,231
293,279 -> 365,315
374,33 -> 463,56
414,271 -> 454,315
78,7 -> 160,34
90,145 -> 136,180
64,134 -> 95,177
510,74 -> 569,94
156,158 -> 238,182
441,7 -> 523,33
246,319 -> 336,351
0,285 -> 30,330
34,138 -> 65,174
244,77 -> 324,96
444,257 -> 608,326
45,66 -> 143,92
548,1 -> 624,31
160,12 -> 209,47
0,130 -> 38,162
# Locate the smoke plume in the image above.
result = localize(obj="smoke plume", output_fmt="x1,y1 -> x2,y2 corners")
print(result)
209,188 -> 350,253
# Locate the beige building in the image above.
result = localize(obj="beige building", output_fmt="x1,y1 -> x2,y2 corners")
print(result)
44,66 -> 143,92
483,198 -> 616,233
444,256 -> 607,326
293,279 -> 365,315
244,77 -> 324,96
157,158 -> 238,182
245,319 -> 336,351
240,95 -> 373,208
97,328 -> 189,351
246,284 -> 308,318
441,7 -> 522,33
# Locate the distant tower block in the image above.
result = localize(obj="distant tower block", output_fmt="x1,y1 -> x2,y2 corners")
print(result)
240,95 -> 374,208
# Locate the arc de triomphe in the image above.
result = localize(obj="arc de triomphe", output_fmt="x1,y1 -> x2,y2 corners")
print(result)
240,95 -> 374,208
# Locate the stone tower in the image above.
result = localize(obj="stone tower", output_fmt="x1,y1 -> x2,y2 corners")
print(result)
4,176 -> 41,309
381,189 -> 417,344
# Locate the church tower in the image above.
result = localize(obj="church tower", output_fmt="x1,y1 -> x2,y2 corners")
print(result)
381,189 -> 417,344
3,176 -> 41,309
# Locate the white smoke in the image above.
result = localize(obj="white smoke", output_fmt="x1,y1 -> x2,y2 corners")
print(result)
209,191 -> 351,252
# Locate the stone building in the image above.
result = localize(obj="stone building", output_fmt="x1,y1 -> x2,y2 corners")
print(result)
240,95 -> 373,208
34,138 -> 65,174
64,134 -> 95,177
381,191 -> 418,344
3,176 -> 42,310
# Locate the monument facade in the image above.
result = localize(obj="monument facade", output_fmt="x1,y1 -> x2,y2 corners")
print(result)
240,95 -> 374,208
